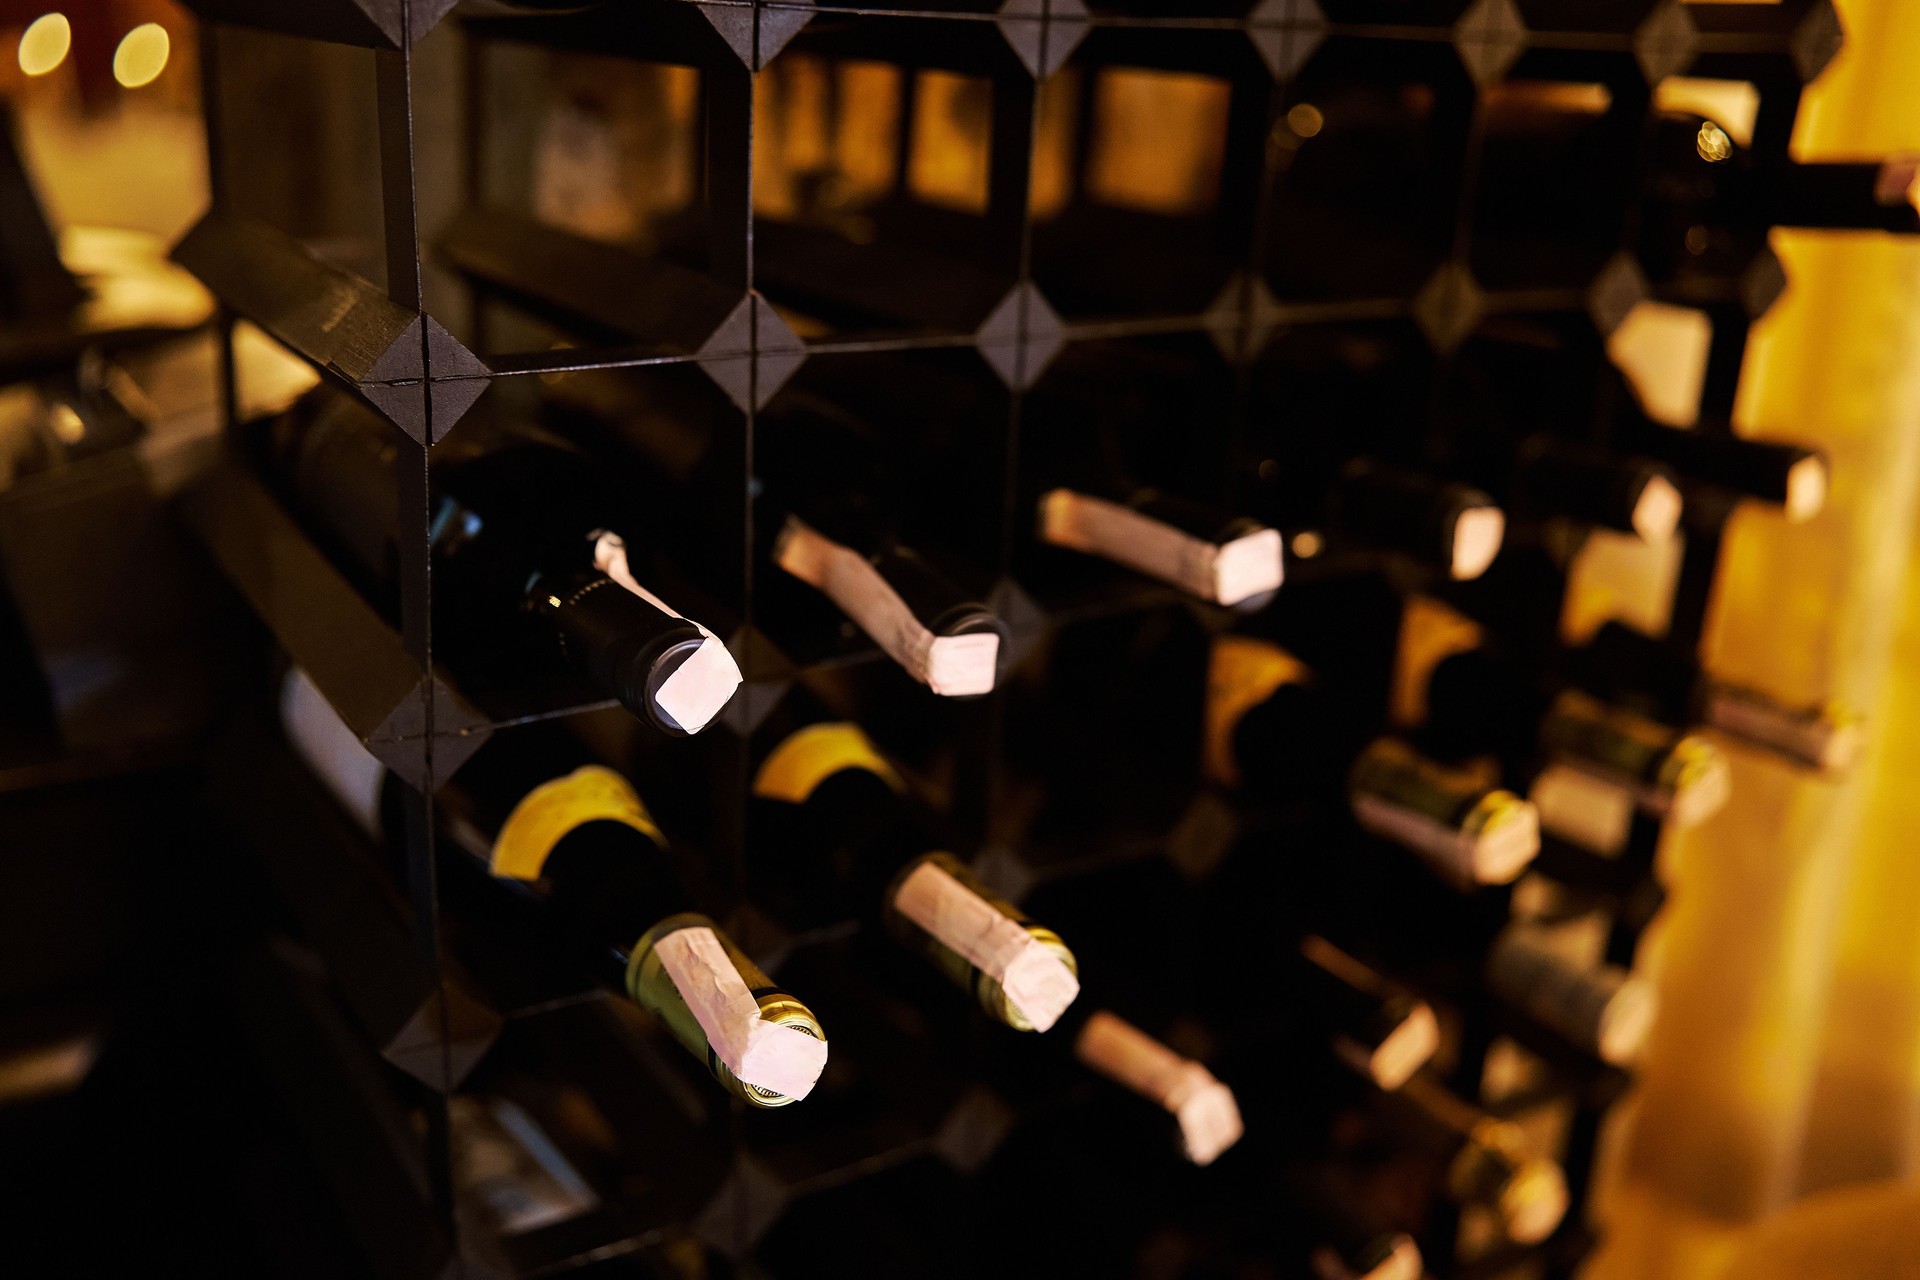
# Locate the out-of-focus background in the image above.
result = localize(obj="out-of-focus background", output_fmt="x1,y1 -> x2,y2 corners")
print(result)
6,1 -> 1920,1275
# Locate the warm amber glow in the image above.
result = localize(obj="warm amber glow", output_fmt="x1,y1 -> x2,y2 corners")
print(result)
1483,81 -> 1611,115
1631,474 -> 1685,545
1289,529 -> 1323,559
754,55 -> 900,227
1657,76 -> 1758,148
1501,1158 -> 1571,1245
1086,68 -> 1230,216
1874,156 -> 1920,211
536,60 -> 697,247
113,23 -> 170,89
1390,593 -> 1483,729
907,70 -> 991,215
1695,120 -> 1734,163
1029,70 -> 1078,222
48,402 -> 83,445
1599,975 -> 1659,1066
19,12 -> 70,77
1450,506 -> 1506,580
1608,301 -> 1712,426
1784,455 -> 1828,523
1285,102 -> 1324,138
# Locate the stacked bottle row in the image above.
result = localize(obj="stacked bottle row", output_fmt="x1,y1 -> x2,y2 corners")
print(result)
170,1 -> 1904,1273
243,328 -> 1862,1273
459,2 -> 1914,341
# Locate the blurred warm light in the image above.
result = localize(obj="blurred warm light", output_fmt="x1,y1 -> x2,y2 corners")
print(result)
907,69 -> 991,215
1876,157 -> 1920,213
1289,530 -> 1322,559
1483,81 -> 1611,114
1030,70 -> 1077,221
1784,456 -> 1829,524
18,13 -> 71,78
112,23 -> 170,90
1656,76 -> 1758,148
0,1036 -> 97,1106
1285,103 -> 1324,139
1695,120 -> 1734,163
1087,68 -> 1229,216
1390,593 -> 1482,728
48,402 -> 83,445
1608,301 -> 1713,426
1560,528 -> 1683,645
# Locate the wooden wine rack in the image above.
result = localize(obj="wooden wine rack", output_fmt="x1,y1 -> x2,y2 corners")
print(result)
162,1 -> 1850,1276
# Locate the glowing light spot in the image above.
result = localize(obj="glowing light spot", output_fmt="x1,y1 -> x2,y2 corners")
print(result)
49,403 -> 84,444
1290,530 -> 1323,559
18,13 -> 70,77
112,23 -> 169,89
1286,103 -> 1324,139
1695,121 -> 1733,163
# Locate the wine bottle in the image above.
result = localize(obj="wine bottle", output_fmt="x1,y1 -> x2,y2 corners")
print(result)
553,377 -> 1008,697
0,368 -> 143,490
1012,341 -> 1286,607
1647,112 -> 1920,236
1442,328 -> 1829,523
1310,1221 -> 1422,1280
1425,646 -> 1733,828
1037,487 -> 1285,608
1205,634 -> 1540,885
1330,459 -> 1507,581
266,388 -> 741,734
1299,936 -> 1442,1092
1068,1008 -> 1244,1167
1289,1166 -> 1424,1280
751,719 -> 1081,1032
1576,619 -> 1860,773
761,386 -> 1006,701
1386,1071 -> 1570,1245
280,668 -> 828,1107
1610,402 -> 1828,524
768,512 -> 1004,698
1485,923 -> 1658,1067
1485,434 -> 1683,546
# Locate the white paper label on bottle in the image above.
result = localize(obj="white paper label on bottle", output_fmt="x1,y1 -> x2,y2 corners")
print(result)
774,516 -> 999,697
1074,1011 -> 1243,1165
891,860 -> 1079,1031
651,925 -> 829,1100
591,531 -> 743,732
1038,489 -> 1283,606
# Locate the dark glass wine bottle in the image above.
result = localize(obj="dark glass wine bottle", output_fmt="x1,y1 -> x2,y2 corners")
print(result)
1384,1071 -> 1570,1246
266,388 -> 740,734
751,717 -> 1082,1032
1425,644 -> 1733,829
1574,618 -> 1860,773
1330,460 -> 1507,581
1647,111 -> 1920,237
1485,921 -> 1658,1067
1037,486 -> 1286,608
280,668 -> 827,1107
1486,435 -> 1683,545
553,376 -> 1009,697
1609,401 -> 1829,524
1205,634 -> 1540,885
1062,1006 -> 1244,1167
1298,935 -> 1442,1092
